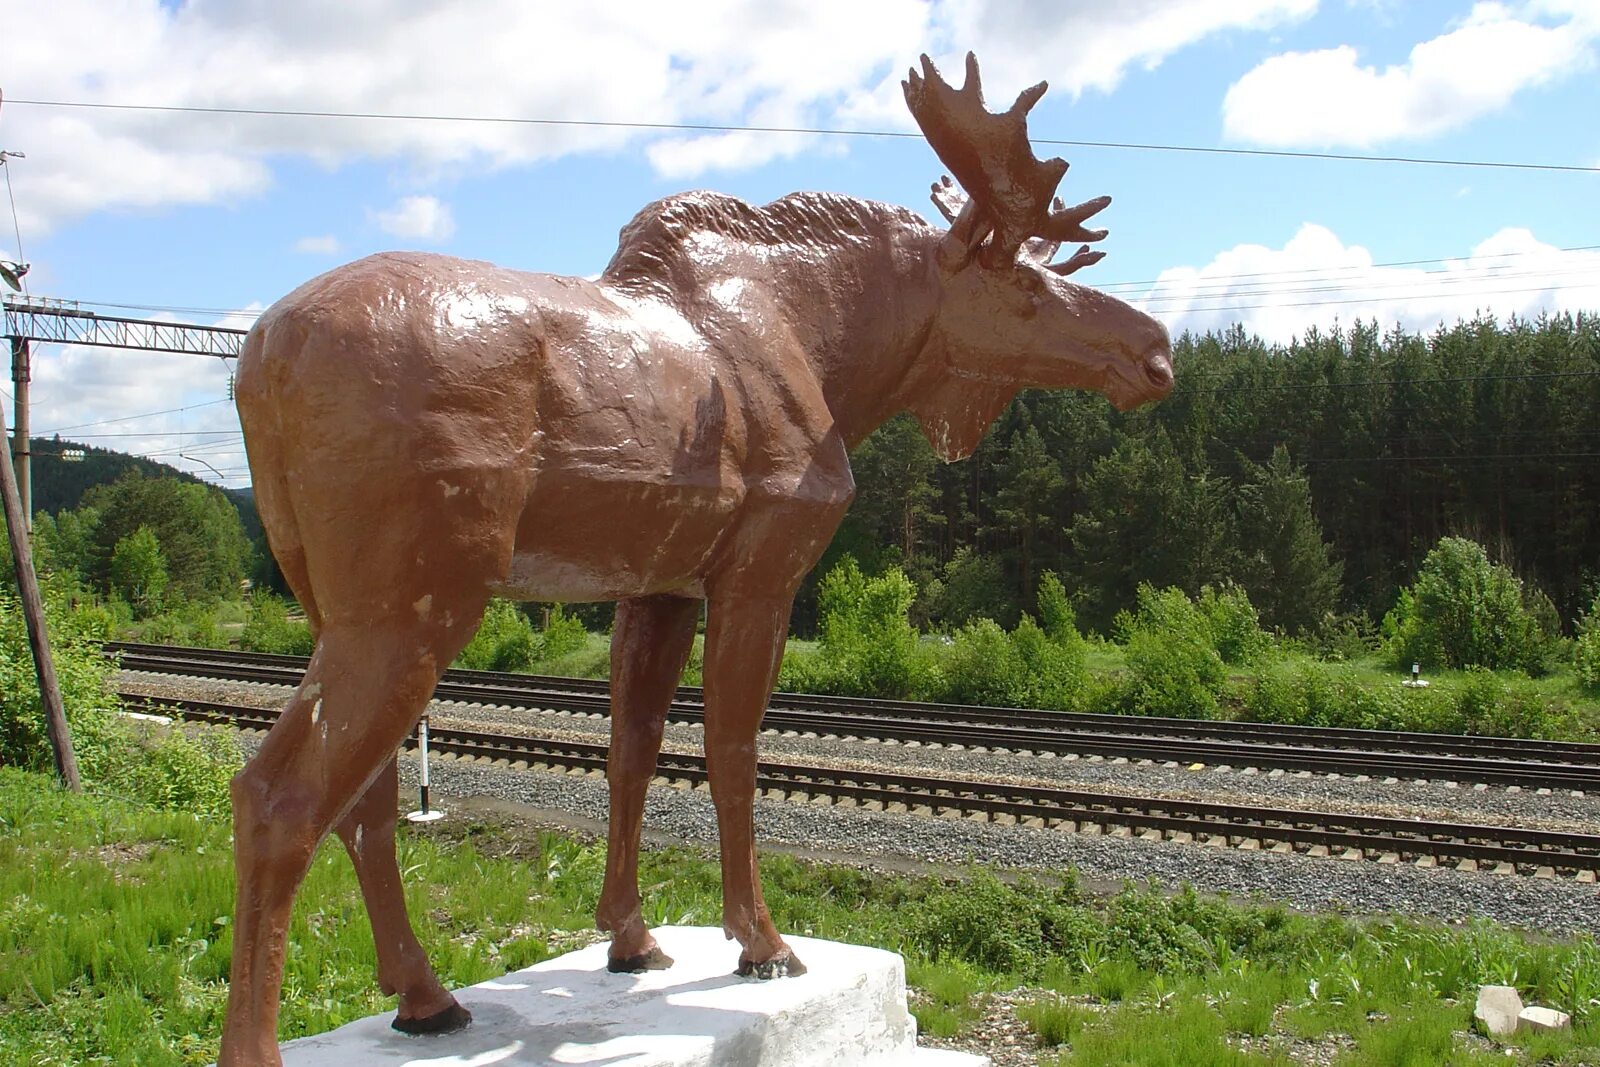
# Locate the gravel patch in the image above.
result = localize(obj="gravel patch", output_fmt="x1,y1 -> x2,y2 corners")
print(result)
387,750 -> 1600,937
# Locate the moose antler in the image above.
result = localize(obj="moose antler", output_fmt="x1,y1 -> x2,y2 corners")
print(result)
905,53 -> 1111,274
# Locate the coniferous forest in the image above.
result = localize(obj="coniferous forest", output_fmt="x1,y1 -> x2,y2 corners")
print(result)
800,312 -> 1600,637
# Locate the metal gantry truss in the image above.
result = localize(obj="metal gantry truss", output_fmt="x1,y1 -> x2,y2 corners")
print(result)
2,296 -> 248,357
1,295 -> 251,520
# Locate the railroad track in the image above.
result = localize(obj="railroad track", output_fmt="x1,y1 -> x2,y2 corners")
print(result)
109,642 -> 1600,791
124,692 -> 1600,881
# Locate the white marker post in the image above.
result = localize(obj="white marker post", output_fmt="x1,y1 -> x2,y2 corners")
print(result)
405,714 -> 445,823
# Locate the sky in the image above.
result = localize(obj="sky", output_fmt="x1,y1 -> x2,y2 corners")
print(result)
1,0 -> 1597,490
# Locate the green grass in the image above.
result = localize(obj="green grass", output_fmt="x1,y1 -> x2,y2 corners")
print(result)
1016,995 -> 1095,1046
1046,996 -> 1295,1065
3,768 -> 1599,1064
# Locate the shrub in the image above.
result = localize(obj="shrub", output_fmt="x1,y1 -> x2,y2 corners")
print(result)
1576,592 -> 1600,695
1035,571 -> 1079,645
936,547 -> 1015,629
98,720 -> 240,817
1116,585 -> 1227,719
1452,667 -> 1575,740
108,525 -> 169,618
908,870 -> 1094,976
787,558 -> 930,698
1383,536 -> 1559,675
458,599 -> 539,671
1011,614 -> 1087,710
1197,584 -> 1272,666
0,579 -> 122,775
126,601 -> 223,648
941,618 -> 1026,706
0,580 -> 241,814
538,604 -> 588,662
239,592 -> 315,656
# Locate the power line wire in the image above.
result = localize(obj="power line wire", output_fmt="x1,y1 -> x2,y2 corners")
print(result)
38,243 -> 1600,323
1096,245 -> 1600,295
8,97 -> 1600,175
39,398 -> 231,434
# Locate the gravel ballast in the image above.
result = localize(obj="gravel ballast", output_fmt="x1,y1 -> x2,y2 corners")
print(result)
126,671 -> 1600,936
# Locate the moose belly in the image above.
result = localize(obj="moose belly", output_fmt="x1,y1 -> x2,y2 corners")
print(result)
492,475 -> 739,602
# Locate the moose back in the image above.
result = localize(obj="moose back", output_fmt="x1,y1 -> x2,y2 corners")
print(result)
220,53 -> 1173,1065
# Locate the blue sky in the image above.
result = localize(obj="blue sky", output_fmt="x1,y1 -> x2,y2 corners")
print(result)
2,0 -> 1598,488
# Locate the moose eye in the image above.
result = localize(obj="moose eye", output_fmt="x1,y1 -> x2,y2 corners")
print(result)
1017,269 -> 1044,293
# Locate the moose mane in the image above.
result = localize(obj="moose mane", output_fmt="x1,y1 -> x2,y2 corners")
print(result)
601,190 -> 932,300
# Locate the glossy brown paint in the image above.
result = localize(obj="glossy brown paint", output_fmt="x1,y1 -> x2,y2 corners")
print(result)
221,54 -> 1171,1063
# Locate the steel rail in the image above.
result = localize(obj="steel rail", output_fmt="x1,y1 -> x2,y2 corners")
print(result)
108,642 -> 1600,790
127,693 -> 1600,877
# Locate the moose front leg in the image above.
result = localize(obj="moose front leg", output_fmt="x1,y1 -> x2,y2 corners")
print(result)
701,592 -> 806,978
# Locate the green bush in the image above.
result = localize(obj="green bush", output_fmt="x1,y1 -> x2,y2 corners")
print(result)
940,618 -> 1026,706
1197,584 -> 1271,666
1116,585 -> 1227,719
0,580 -> 240,814
458,599 -> 539,671
239,592 -> 315,656
1576,592 -> 1600,695
538,605 -> 588,662
1035,571 -> 1079,645
908,870 -> 1094,976
1451,667 -> 1576,740
1383,536 -> 1560,675
126,601 -> 224,648
783,559 -> 930,698
0,579 -> 122,775
108,525 -> 169,618
1011,615 -> 1087,710
98,720 -> 240,817
456,601 -> 592,673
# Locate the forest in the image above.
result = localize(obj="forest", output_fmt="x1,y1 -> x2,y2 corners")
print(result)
814,312 -> 1600,639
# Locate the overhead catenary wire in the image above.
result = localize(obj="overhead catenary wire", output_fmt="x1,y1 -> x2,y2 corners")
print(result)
26,242 -> 1600,325
38,398 -> 232,435
7,96 -> 1600,175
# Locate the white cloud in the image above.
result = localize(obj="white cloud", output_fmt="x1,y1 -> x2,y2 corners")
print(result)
3,0 -> 1314,232
1135,223 -> 1600,342
370,196 -> 454,243
839,0 -> 1319,129
292,235 -> 340,255
942,0 -> 1319,97
1223,2 -> 1600,146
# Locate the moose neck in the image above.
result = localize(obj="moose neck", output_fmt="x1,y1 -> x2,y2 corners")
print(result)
763,221 -> 974,453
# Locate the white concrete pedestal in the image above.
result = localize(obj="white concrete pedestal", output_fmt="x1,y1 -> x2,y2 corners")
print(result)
277,926 -> 986,1066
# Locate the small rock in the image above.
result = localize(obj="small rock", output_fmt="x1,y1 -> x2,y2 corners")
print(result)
1518,1005 -> 1571,1033
1474,985 -> 1523,1037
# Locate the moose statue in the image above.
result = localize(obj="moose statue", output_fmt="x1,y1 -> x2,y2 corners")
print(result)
221,53 -> 1172,1063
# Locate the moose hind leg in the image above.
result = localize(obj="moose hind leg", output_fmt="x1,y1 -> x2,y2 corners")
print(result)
335,757 -> 469,1033
597,595 -> 699,972
702,594 -> 805,979
219,607 -> 484,1067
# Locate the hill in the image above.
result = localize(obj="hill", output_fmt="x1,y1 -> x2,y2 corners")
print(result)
23,436 -> 262,550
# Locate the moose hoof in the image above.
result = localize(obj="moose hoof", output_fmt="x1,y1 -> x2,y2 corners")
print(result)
608,945 -> 676,973
736,948 -> 807,980
392,1000 -> 472,1036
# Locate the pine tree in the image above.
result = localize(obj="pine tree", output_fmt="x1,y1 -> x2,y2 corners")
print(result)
990,425 -> 1064,611
1236,445 -> 1342,633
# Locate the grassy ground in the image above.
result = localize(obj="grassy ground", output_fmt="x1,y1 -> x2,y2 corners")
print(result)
1,767 -> 1596,1065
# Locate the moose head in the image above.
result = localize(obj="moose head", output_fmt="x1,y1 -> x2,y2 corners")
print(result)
899,53 -> 1172,456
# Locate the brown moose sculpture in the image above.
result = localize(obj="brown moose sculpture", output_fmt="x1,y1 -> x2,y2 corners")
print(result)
222,53 -> 1172,1063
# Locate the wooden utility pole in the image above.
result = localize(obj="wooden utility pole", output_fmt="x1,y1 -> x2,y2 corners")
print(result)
9,337 -> 29,525
0,391 -> 78,790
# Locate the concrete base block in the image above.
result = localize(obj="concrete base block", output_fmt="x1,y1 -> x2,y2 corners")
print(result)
274,927 -> 984,1067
